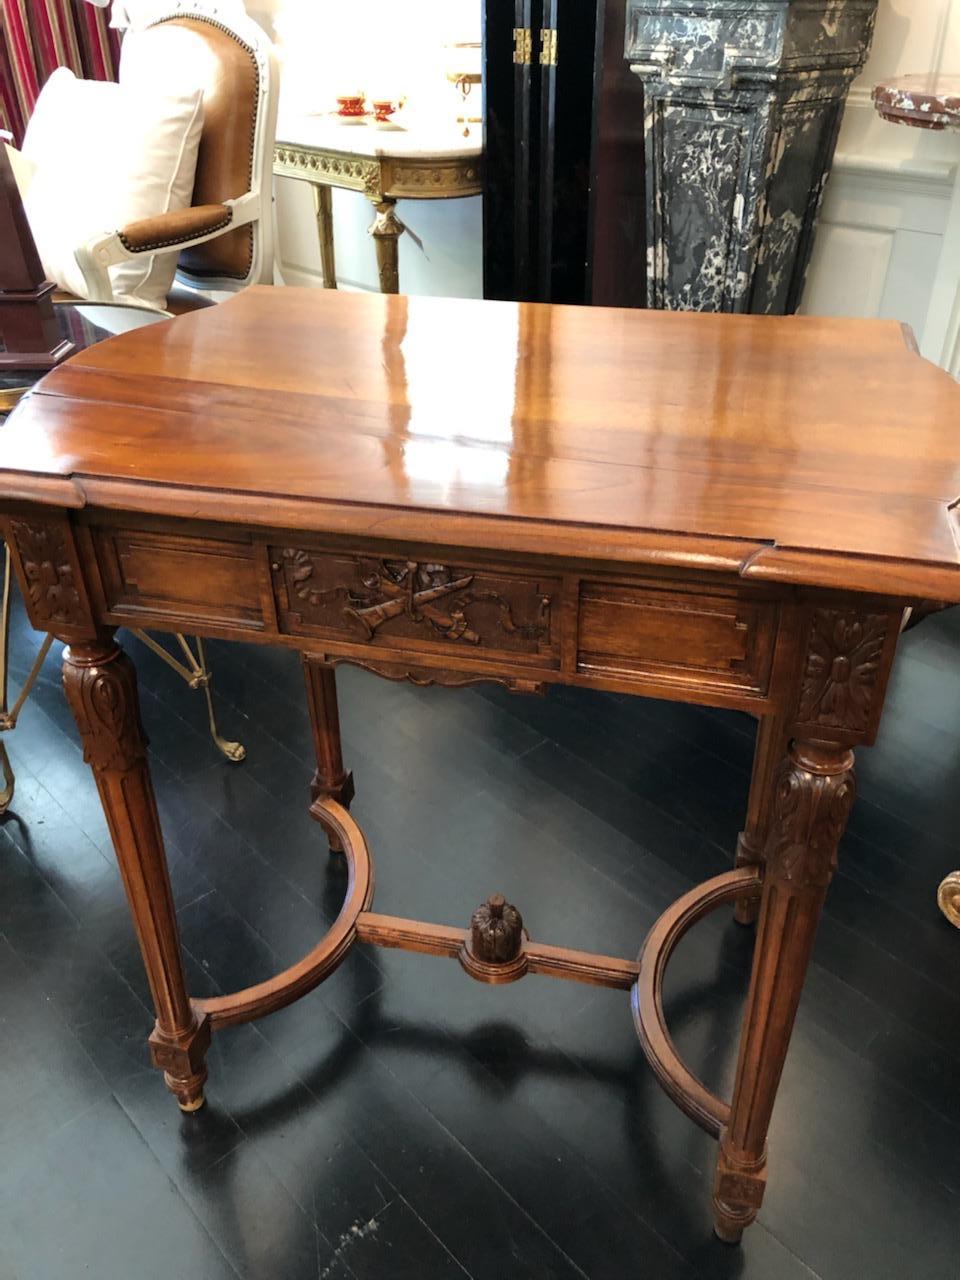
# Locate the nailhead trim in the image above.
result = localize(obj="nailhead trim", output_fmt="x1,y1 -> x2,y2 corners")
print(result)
118,211 -> 233,254
151,10 -> 261,278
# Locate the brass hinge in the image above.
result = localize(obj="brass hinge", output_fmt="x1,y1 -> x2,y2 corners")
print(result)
540,28 -> 558,66
513,27 -> 532,64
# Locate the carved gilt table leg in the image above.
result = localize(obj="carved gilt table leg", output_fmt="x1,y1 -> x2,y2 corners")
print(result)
303,655 -> 354,853
62,633 -> 210,1111
368,197 -> 404,294
714,739 -> 855,1242
312,183 -> 337,290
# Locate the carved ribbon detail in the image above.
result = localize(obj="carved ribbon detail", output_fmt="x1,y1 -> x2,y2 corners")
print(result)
9,520 -> 85,627
280,552 -> 552,647
282,549 -> 346,609
346,560 -> 479,641
797,609 -> 889,732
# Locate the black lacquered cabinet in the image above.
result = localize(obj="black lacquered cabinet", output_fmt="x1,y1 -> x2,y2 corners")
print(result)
484,0 -> 877,316
482,0 -> 646,306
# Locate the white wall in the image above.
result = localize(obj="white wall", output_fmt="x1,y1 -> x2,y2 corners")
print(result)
275,179 -> 483,299
266,0 -> 484,298
803,0 -> 960,371
261,1 -> 960,364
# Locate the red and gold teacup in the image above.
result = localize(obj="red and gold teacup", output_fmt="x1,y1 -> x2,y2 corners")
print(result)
336,94 -> 366,118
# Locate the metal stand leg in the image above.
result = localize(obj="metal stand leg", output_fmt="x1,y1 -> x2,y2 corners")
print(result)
312,183 -> 338,290
0,542 -> 55,813
130,629 -> 245,763
368,197 -> 404,294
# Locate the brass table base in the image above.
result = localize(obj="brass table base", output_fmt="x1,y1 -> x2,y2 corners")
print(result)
274,141 -> 482,294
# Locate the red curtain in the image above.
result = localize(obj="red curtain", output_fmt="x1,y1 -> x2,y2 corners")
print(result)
1,0 -> 121,145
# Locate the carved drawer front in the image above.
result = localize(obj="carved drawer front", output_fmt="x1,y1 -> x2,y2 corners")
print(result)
577,580 -> 775,695
271,547 -> 560,665
93,528 -> 264,630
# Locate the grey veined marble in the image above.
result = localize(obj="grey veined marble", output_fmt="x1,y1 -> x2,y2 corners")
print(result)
626,0 -> 878,312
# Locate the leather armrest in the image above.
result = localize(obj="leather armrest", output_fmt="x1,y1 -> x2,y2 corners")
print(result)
117,204 -> 233,253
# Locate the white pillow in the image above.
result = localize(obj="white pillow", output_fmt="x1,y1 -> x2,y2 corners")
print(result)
22,67 -> 203,310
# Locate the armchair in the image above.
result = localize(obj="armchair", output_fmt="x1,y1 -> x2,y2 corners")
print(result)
0,5 -> 279,792
77,2 -> 278,308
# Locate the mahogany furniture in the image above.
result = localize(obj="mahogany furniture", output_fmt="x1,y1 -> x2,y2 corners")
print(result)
274,120 -> 481,294
2,287 -> 959,1243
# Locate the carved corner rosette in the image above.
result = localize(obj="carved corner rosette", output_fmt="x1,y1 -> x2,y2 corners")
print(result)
7,518 -> 88,629
795,607 -> 891,734
62,643 -> 149,773
344,558 -> 551,646
765,744 -> 856,890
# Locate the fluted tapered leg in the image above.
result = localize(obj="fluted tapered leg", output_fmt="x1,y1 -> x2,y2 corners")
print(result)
302,655 -> 354,852
63,634 -> 209,1111
714,739 -> 855,1242
734,712 -> 790,925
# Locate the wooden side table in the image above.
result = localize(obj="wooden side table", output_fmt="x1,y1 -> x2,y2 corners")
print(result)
274,116 -> 482,294
3,286 -> 959,1242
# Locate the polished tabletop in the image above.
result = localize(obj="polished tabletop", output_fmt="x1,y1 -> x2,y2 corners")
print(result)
2,286 -> 959,601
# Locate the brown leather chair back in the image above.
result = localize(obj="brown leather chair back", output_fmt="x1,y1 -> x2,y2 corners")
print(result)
148,15 -> 260,282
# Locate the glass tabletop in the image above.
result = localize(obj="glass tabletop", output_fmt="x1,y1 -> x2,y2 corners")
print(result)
1,301 -> 167,414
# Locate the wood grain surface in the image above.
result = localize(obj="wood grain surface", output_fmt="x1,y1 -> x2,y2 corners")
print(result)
2,287 -> 958,601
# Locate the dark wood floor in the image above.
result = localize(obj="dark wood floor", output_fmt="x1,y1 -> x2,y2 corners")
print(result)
1,594 -> 958,1280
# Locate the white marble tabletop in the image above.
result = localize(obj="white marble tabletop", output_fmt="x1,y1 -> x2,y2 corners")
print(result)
276,112 -> 482,160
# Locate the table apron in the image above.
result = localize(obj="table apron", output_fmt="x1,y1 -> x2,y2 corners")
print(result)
73,518 -> 786,713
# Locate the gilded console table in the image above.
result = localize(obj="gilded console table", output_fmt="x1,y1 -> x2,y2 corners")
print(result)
274,117 -> 482,293
2,288 -> 958,1243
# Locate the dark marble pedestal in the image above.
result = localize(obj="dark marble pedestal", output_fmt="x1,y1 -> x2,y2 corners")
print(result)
627,0 -> 878,313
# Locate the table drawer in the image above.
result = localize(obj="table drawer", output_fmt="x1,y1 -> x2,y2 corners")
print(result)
270,546 -> 561,667
93,527 -> 265,631
577,579 -> 776,696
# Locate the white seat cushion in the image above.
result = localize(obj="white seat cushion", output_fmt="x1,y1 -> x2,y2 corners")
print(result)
22,67 -> 203,310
